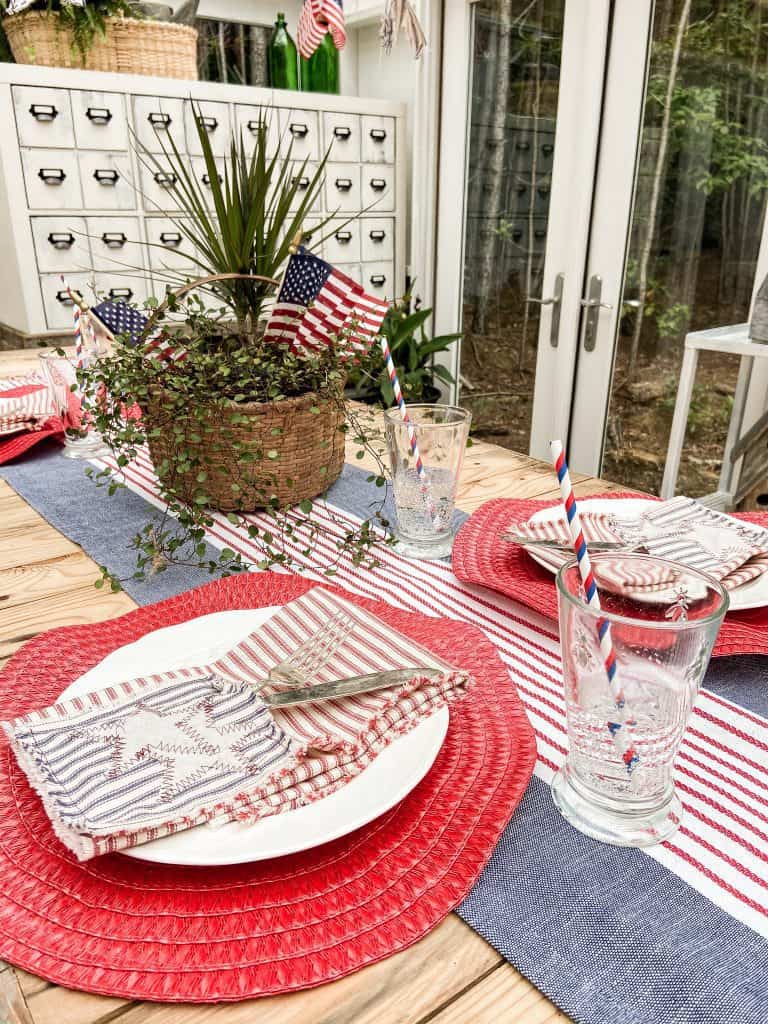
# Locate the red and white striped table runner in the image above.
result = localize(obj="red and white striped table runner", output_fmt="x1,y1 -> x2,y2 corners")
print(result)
99,448 -> 768,940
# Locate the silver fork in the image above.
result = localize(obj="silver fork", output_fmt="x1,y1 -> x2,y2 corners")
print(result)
258,609 -> 355,691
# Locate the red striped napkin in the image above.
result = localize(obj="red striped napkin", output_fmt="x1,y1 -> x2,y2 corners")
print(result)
2,588 -> 470,860
509,496 -> 768,594
0,371 -> 78,464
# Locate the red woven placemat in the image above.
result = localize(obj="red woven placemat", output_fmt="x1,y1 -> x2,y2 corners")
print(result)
0,572 -> 536,1002
452,493 -> 768,658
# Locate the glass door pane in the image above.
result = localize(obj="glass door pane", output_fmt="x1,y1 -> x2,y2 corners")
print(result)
459,0 -> 564,452
597,0 -> 768,496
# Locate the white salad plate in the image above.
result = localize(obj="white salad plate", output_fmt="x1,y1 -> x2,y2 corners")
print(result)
60,608 -> 449,866
525,497 -> 768,612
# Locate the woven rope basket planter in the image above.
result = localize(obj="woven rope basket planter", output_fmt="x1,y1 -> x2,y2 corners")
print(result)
3,12 -> 198,79
145,387 -> 347,512
140,273 -> 346,512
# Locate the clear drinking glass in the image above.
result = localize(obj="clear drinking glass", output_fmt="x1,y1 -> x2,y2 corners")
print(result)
384,405 -> 472,559
38,350 -> 109,460
553,553 -> 729,847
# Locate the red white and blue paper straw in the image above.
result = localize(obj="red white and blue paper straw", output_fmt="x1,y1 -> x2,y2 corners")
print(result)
381,336 -> 439,524
59,274 -> 85,369
550,440 -> 639,773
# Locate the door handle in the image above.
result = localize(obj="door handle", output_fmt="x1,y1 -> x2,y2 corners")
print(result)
580,274 -> 613,351
526,272 -> 563,348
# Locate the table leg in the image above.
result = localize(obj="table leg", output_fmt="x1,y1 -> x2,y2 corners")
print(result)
661,345 -> 699,499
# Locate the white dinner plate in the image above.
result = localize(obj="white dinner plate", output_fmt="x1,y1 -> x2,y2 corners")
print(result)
525,498 -> 768,612
60,608 -> 449,866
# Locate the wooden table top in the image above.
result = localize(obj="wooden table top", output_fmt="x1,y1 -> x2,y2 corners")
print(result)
0,347 -> 618,1024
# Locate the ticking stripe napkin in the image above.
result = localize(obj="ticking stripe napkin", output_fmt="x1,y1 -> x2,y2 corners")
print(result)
509,496 -> 768,593
2,589 -> 470,860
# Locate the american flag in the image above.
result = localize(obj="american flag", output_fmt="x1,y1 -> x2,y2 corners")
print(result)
91,301 -> 187,363
263,247 -> 389,357
296,0 -> 346,59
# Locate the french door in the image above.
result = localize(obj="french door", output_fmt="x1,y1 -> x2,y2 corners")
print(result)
434,0 -> 768,499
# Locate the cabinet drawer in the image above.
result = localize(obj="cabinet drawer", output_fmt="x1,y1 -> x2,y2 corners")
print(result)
87,216 -> 144,272
335,263 -> 361,286
139,161 -> 184,213
145,217 -> 196,272
190,157 -> 227,208
78,152 -> 135,210
31,216 -> 90,273
72,91 -> 128,151
13,87 -> 74,148
362,164 -> 394,212
362,261 -> 396,302
93,273 -> 150,308
278,108 -> 320,161
361,115 -> 395,164
185,100 -> 231,157
233,105 -> 280,155
322,112 -> 360,163
39,271 -> 92,331
288,162 -> 322,213
361,217 -> 394,262
324,164 -> 361,214
22,149 -> 82,209
324,219 -> 361,264
133,96 -> 185,153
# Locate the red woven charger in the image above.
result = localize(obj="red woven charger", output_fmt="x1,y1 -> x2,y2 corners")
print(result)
0,572 -> 537,1003
452,492 -> 768,658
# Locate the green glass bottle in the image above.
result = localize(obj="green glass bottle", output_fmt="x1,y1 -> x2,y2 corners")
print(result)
300,33 -> 340,94
268,13 -> 299,91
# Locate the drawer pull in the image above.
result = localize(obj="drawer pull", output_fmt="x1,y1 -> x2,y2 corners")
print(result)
369,178 -> 387,192
369,229 -> 386,242
109,287 -> 134,301
197,115 -> 218,132
202,173 -> 223,186
333,126 -> 352,139
516,140 -> 531,151
86,107 -> 113,124
102,232 -> 127,247
542,142 -> 554,156
537,186 -> 550,199
369,128 -> 387,141
370,274 -> 386,286
534,228 -> 547,240
55,289 -> 75,305
290,122 -> 309,137
154,170 -> 177,187
246,118 -> 266,133
29,103 -> 57,122
47,231 -> 75,248
37,167 -> 65,185
94,169 -> 119,185
292,176 -> 309,190
148,112 -> 172,128
335,178 -> 353,191
335,230 -> 352,243
160,231 -> 182,246
515,183 -> 527,195
512,229 -> 523,242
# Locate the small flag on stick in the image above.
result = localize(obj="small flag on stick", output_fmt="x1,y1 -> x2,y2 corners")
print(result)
264,246 -> 388,357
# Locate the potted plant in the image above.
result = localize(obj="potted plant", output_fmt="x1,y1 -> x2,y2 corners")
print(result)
345,296 -> 461,405
82,109 -> 390,586
0,1 -> 197,79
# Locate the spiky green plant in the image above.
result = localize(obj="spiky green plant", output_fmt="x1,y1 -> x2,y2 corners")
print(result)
136,105 -> 339,336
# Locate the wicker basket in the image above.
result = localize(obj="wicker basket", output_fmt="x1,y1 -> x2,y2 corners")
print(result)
141,273 -> 347,512
146,387 -> 347,511
3,12 -> 198,80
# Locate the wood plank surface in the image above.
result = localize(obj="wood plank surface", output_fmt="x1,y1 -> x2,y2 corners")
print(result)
0,352 -> 617,1024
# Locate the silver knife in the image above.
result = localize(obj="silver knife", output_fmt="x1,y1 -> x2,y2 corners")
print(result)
263,667 -> 445,707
